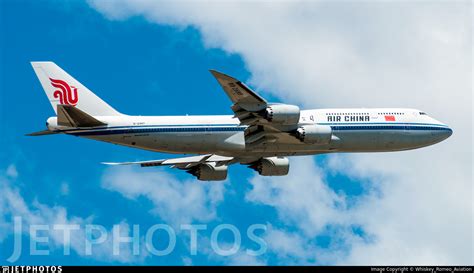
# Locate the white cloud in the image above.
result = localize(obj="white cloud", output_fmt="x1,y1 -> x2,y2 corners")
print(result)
89,0 -> 473,265
101,166 -> 225,226
0,165 -> 146,263
224,249 -> 266,266
263,225 -> 312,262
198,236 -> 267,266
246,157 -> 347,237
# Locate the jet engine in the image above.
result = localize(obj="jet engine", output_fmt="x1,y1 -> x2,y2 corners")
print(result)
295,125 -> 332,144
187,163 -> 228,181
249,157 -> 290,176
264,104 -> 300,125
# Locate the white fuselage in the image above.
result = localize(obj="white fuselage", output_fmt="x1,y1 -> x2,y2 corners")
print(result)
48,108 -> 452,158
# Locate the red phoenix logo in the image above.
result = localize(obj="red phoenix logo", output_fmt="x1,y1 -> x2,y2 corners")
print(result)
50,78 -> 78,106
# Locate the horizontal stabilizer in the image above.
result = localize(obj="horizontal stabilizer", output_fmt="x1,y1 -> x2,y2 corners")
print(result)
57,104 -> 107,127
26,130 -> 60,136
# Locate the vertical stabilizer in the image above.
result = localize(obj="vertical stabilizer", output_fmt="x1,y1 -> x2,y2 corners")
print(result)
31,62 -> 121,116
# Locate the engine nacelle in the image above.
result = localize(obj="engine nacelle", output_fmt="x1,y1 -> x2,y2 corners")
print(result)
189,163 -> 228,181
296,125 -> 332,144
265,104 -> 300,125
249,157 -> 290,176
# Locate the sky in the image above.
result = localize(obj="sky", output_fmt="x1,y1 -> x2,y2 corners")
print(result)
0,0 -> 472,266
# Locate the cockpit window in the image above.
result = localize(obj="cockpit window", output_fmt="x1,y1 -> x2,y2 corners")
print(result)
419,112 -> 427,115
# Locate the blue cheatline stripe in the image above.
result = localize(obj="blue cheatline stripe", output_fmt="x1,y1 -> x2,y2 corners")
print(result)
70,126 -> 245,136
61,121 -> 446,132
332,125 -> 452,131
67,122 -> 448,130
317,122 -> 449,127
68,124 -> 451,136
61,124 -> 241,133
63,121 -> 448,133
82,124 -> 239,130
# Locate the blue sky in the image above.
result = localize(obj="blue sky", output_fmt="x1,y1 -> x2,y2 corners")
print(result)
0,0 -> 471,266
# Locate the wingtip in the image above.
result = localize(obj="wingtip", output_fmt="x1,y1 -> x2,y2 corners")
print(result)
101,162 -> 118,165
209,69 -> 220,75
209,69 -> 234,80
30,61 -> 54,66
101,161 -> 136,166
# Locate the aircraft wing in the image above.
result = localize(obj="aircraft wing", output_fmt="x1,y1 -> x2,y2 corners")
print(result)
209,70 -> 267,111
210,70 -> 268,125
102,154 -> 235,168
210,70 -> 302,146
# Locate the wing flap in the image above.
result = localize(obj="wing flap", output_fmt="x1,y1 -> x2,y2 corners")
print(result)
102,154 -> 234,168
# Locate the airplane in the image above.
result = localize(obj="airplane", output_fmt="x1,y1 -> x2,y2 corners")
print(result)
28,62 -> 453,181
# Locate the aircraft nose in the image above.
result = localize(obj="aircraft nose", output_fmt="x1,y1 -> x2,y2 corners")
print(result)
435,126 -> 453,142
445,127 -> 453,138
429,116 -> 452,141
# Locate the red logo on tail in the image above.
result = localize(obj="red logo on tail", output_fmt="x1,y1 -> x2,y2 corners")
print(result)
49,78 -> 78,106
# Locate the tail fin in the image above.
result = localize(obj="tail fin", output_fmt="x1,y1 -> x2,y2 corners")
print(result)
31,62 -> 121,116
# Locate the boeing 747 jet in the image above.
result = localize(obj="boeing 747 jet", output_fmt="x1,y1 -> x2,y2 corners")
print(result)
29,62 -> 452,180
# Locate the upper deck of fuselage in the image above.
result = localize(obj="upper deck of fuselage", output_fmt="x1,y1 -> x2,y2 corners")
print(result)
301,108 -> 448,127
